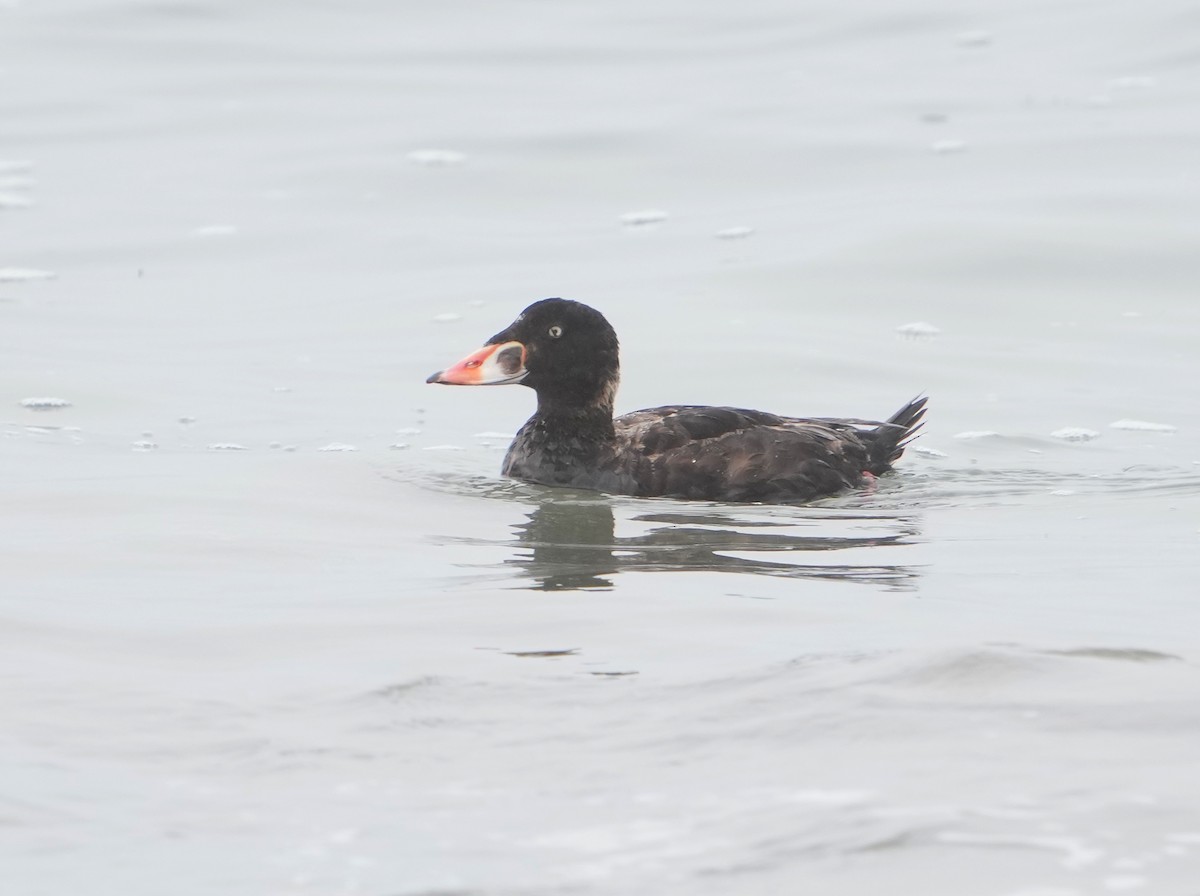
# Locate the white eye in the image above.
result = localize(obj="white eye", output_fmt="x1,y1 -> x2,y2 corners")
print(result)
548,325 -> 563,338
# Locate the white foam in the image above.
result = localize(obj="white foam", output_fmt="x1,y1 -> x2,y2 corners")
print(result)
620,208 -> 668,226
473,431 -> 514,439
423,444 -> 465,451
20,397 -> 71,410
207,443 -> 249,451
715,226 -> 754,239
896,321 -> 941,337
433,312 -> 462,322
406,148 -> 466,166
1109,419 -> 1176,432
191,224 -> 238,237
0,267 -> 55,282
953,430 -> 999,440
317,443 -> 358,452
1051,427 -> 1100,442
931,139 -> 968,154
131,440 -> 158,451
913,445 -> 948,458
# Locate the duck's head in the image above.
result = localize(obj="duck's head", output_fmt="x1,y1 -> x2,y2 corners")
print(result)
426,298 -> 621,411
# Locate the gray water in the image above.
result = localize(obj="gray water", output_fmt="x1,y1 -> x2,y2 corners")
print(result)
4,1 -> 1200,894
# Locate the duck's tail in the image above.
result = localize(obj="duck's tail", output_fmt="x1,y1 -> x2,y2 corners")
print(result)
868,395 -> 928,472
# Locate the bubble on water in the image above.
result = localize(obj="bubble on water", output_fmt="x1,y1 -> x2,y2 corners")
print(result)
620,208 -> 668,226
317,443 -> 358,452
0,267 -> 55,282
715,226 -> 754,240
953,431 -> 999,440
433,312 -> 461,322
406,148 -> 466,166
20,397 -> 71,410
1109,419 -> 1176,432
191,224 -> 238,237
896,321 -> 941,338
913,445 -> 948,458
132,440 -> 158,451
1052,427 -> 1100,442
207,443 -> 249,451
930,139 -> 968,154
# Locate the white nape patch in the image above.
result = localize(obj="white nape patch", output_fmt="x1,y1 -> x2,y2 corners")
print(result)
1052,427 -> 1100,442
406,148 -> 466,166
620,208 -> 668,226
913,446 -> 948,458
207,443 -> 249,451
896,321 -> 941,338
317,443 -> 358,452
0,267 -> 56,282
1110,419 -> 1176,432
715,226 -> 754,239
953,431 -> 999,440
20,397 -> 71,410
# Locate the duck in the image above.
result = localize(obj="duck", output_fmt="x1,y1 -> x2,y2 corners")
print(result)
426,299 -> 927,504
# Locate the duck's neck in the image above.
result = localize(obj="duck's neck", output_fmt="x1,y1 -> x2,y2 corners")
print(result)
532,394 -> 616,443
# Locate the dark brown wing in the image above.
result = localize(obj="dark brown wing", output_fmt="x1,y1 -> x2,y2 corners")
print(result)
612,405 -> 877,503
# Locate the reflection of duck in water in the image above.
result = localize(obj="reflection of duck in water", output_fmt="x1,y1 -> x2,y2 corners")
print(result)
428,299 -> 927,504
509,495 -> 922,592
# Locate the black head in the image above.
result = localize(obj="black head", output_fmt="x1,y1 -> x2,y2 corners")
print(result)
427,298 -> 621,413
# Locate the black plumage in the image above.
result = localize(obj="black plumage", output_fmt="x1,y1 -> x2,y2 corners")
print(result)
427,298 -> 927,504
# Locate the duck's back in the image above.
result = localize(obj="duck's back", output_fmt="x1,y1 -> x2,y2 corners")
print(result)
611,399 -> 925,503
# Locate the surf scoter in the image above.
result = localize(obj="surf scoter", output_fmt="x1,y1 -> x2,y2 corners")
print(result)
426,299 -> 927,504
